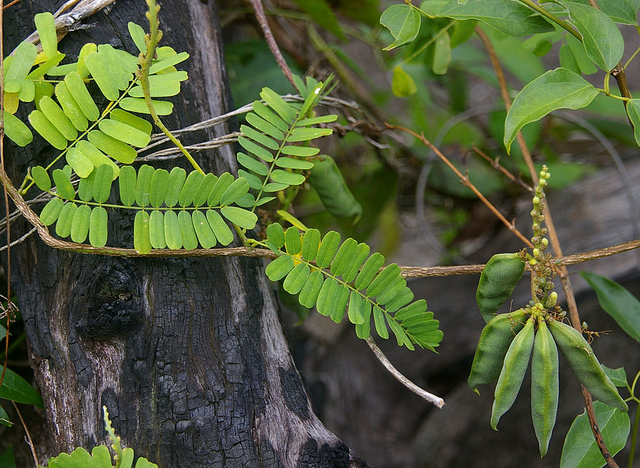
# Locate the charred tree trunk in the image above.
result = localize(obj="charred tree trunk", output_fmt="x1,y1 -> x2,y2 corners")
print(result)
4,1 -> 366,466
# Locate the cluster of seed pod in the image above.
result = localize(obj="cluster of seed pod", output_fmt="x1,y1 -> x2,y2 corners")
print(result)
470,167 -> 628,457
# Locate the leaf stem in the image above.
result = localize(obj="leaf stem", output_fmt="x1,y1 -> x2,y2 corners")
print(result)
517,0 -> 582,40
139,0 -> 204,174
629,396 -> 639,468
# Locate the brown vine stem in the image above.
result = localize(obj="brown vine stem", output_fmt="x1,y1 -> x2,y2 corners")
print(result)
478,27 -> 619,468
386,123 -> 533,249
249,0 -> 296,88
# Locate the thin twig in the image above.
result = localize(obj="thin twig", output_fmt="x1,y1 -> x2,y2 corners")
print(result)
366,337 -> 445,408
387,123 -> 534,248
249,0 -> 296,88
12,402 -> 39,468
471,145 -> 532,192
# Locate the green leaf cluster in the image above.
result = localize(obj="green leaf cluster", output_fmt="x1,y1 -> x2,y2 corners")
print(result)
263,223 -> 443,351
36,164 -> 256,252
236,77 -> 337,210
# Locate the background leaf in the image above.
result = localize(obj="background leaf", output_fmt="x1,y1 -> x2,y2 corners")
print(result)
380,4 -> 421,51
0,367 -> 43,407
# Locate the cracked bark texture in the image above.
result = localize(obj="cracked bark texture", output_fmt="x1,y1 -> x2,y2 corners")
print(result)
4,1 -> 367,466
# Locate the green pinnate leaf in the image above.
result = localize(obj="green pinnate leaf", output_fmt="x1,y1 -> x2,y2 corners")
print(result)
206,209 -> 234,246
343,243 -> 370,283
238,153 -> 269,177
99,119 -> 151,148
283,263 -> 311,295
3,110 -> 33,146
129,72 -> 187,98
66,147 -> 94,179
220,177 -> 250,206
55,202 -> 77,238
241,124 -> 279,150
504,68 -> 599,153
285,227 -> 302,255
260,87 -> 296,123
165,167 -> 187,207
270,170 -> 306,186
266,255 -> 295,282
275,157 -> 315,170
380,4 -> 421,51
89,206 -> 108,247
178,211 -> 198,250
40,198 -> 64,226
354,252 -> 385,290
316,231 -> 341,268
64,71 -> 100,121
149,51 -> 189,74
88,130 -> 137,165
135,165 -> 155,207
348,291 -> 367,325
54,82 -> 88,131
299,270 -> 324,308
330,237 -> 357,277
386,286 -> 415,313
29,109 -> 67,150
93,164 -> 114,204
373,305 -> 389,339
193,173 -> 218,207
238,136 -> 274,163
266,222 -> 286,249
164,210 -> 182,249
246,110 -> 286,138
71,205 -> 91,243
128,21 -> 147,54
119,165 -> 137,207
208,172 -> 234,206
5,41 -> 37,83
192,210 -> 216,249
31,165 -> 51,191
220,206 -> 257,230
149,211 -> 166,249
134,211 -> 152,254
301,228 -> 321,261
367,264 -> 402,298
149,168 -> 170,208
35,12 -> 57,59
119,97 -> 173,115
52,169 -> 75,200
76,141 -> 119,179
178,171 -> 205,207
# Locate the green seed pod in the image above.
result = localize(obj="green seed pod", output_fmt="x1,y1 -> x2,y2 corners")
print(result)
307,155 -> 362,219
548,319 -> 628,412
491,316 -> 535,430
468,308 -> 527,394
476,253 -> 525,323
531,319 -> 559,457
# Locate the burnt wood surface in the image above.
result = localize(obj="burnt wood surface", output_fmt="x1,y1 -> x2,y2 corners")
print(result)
3,1 -> 366,466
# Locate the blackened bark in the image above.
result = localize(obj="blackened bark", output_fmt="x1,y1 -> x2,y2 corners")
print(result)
4,1 -> 367,466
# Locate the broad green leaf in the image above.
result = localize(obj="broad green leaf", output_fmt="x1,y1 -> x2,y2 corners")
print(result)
40,198 -> 64,225
93,164 -> 114,204
436,0 -> 554,36
136,165 -> 154,207
265,255 -> 295,281
89,206 -> 108,247
178,211 -> 198,250
316,231 -> 341,268
0,367 -> 43,407
0,404 -> 12,427
603,366 -> 628,388
149,211 -> 166,249
165,167 -> 187,207
134,457 -> 158,468
625,99 -> 640,148
192,210 -> 216,249
119,97 -> 173,116
35,12 -> 57,59
76,141 -> 119,179
283,263 -> 311,295
99,119 -> 151,148
3,110 -> 33,147
71,204 -> 91,243
149,168 -> 170,208
270,169 -> 306,186
134,211 -> 152,253
504,68 -> 599,153
91,445 -> 112,467
66,148 -> 94,179
31,165 -> 51,191
380,4 -> 421,51
52,169 -> 75,200
391,65 -> 417,98
594,0 -> 637,25
581,272 -> 640,343
5,41 -> 36,82
148,51 -> 189,74
64,71 -> 100,121
164,210 -> 182,249
298,270 -> 324,308
560,401 -> 630,468
55,82 -> 89,131
18,79 -> 35,102
220,206 -> 257,230
354,252 -> 386,290
29,110 -> 67,150
565,3 -> 624,71
206,210 -> 234,246
291,0 -> 346,40
220,177 -> 250,206
559,41 -> 581,75
432,30 -> 451,75
266,222 -> 286,249
88,130 -> 137,164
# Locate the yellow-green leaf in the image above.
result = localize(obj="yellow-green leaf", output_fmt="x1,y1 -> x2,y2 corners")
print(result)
391,65 -> 417,98
34,12 -> 57,59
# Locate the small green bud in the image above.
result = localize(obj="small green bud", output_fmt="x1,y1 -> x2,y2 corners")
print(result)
532,196 -> 541,205
541,238 -> 549,247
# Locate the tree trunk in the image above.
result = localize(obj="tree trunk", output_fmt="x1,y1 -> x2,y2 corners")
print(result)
4,1 -> 366,466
